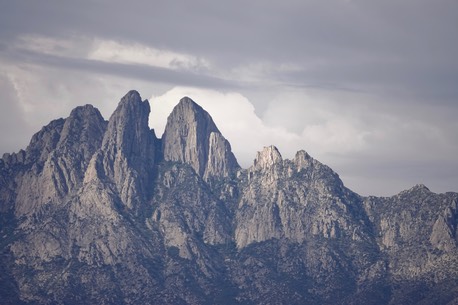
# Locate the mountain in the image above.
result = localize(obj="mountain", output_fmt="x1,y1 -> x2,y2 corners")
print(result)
1,90 -> 457,305
162,96 -> 239,182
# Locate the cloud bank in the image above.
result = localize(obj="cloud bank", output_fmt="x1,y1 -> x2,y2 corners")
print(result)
150,87 -> 458,196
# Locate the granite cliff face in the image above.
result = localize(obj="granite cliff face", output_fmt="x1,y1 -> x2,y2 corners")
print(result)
162,97 -> 239,182
85,90 -> 157,211
1,91 -> 457,304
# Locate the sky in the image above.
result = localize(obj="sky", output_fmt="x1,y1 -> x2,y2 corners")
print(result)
1,0 -> 457,196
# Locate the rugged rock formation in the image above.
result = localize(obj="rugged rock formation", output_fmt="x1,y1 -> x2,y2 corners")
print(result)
162,97 -> 239,182
363,185 -> 458,304
9,104 -> 107,217
1,90 -> 457,304
235,146 -> 370,249
84,90 -> 157,211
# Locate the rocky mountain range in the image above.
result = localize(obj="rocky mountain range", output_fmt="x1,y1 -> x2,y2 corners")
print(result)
1,90 -> 457,304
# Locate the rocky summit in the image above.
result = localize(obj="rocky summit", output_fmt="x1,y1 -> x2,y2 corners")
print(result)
1,90 -> 457,305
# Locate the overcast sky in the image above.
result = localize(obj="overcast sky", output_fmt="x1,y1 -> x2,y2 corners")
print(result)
1,0 -> 457,196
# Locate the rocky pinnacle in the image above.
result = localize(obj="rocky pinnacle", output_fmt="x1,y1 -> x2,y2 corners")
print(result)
162,96 -> 239,181
0,90 -> 457,305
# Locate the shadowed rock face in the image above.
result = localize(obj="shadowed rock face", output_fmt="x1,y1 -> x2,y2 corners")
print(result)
1,90 -> 457,305
85,90 -> 157,211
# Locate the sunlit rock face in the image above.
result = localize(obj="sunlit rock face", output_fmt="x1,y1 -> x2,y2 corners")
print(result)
1,90 -> 457,305
162,96 -> 239,182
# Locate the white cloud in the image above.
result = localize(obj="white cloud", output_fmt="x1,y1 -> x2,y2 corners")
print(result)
1,0 -> 457,198
149,87 -> 302,167
88,39 -> 210,71
261,91 -> 373,155
149,86 -> 458,196
3,30 -> 458,196
2,59 -> 457,196
0,59 -> 170,154
149,87 -> 373,168
11,35 -> 212,74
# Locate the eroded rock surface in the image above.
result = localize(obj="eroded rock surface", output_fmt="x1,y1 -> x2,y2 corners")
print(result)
162,97 -> 239,181
1,91 -> 457,305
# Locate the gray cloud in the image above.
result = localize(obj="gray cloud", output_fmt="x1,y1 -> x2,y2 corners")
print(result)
2,0 -> 457,100
1,47 -> 237,90
0,74 -> 33,154
1,0 -> 457,196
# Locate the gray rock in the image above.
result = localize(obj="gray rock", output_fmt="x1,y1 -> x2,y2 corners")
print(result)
162,96 -> 239,181
13,104 -> 107,217
1,90 -> 458,305
85,90 -> 157,211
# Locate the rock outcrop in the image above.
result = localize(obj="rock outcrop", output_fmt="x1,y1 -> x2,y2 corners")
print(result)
12,105 -> 107,217
1,90 -> 457,305
235,146 -> 370,249
84,90 -> 157,210
162,96 -> 239,181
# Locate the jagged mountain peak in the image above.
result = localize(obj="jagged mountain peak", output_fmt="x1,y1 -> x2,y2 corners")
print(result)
102,90 -> 152,154
2,90 -> 458,304
108,90 -> 149,124
83,90 -> 157,210
68,103 -> 100,116
294,149 -> 313,169
410,183 -> 430,192
65,104 -> 105,128
397,183 -> 432,197
177,95 -> 204,110
253,145 -> 282,170
251,147 -> 318,173
58,104 -> 106,152
162,96 -> 239,180
164,96 -> 218,136
118,89 -> 144,106
294,149 -> 311,160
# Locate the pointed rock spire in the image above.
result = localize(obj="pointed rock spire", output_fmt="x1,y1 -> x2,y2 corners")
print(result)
294,150 -> 311,168
85,90 -> 157,209
253,145 -> 282,170
58,104 -> 107,160
162,96 -> 239,180
102,90 -> 154,160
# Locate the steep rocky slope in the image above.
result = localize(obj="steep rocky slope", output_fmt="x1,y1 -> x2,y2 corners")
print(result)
1,90 -> 457,304
162,97 -> 239,182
